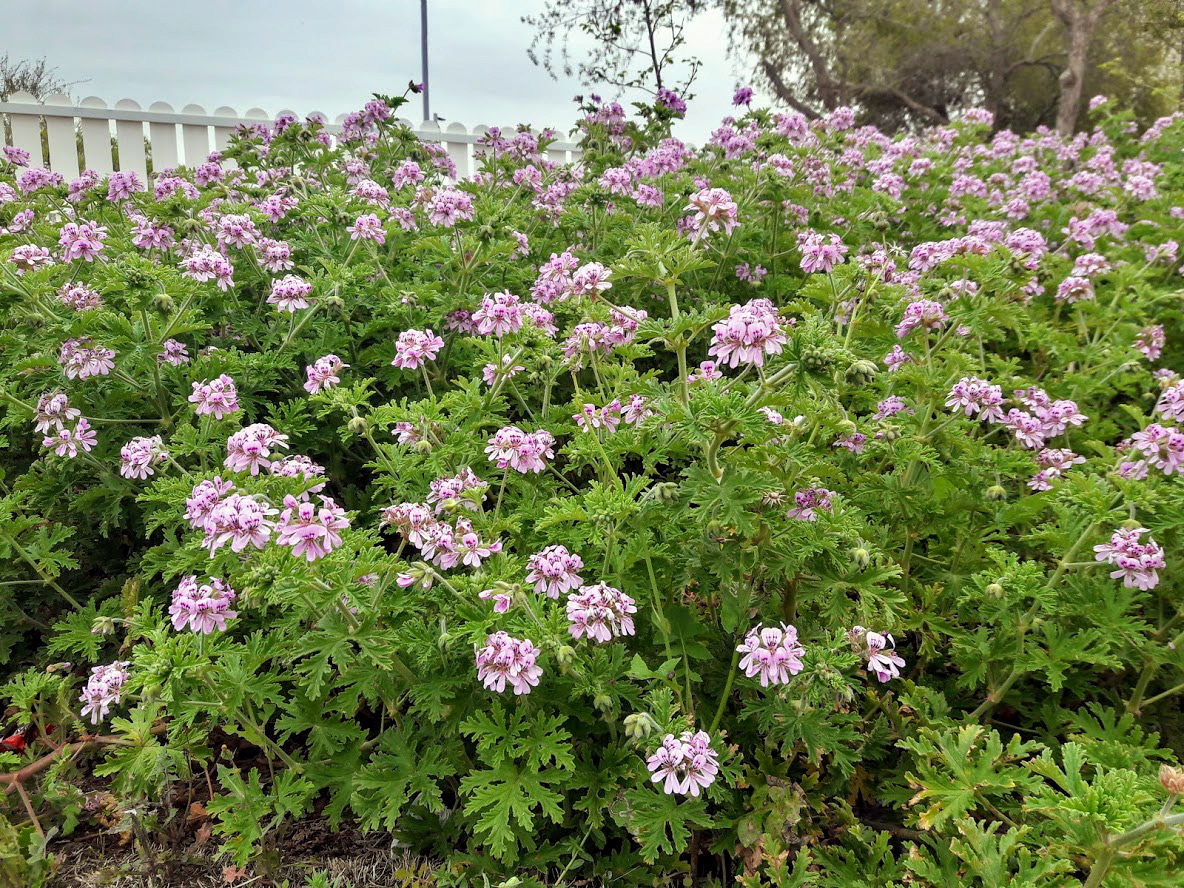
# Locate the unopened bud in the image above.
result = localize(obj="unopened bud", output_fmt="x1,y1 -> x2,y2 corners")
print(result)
91,616 -> 116,636
1120,518 -> 1144,531
413,438 -> 434,455
845,359 -> 878,384
1159,764 -> 1184,795
347,416 -> 368,436
985,485 -> 1007,501
837,418 -> 858,437
554,645 -> 576,668
624,711 -> 660,741
985,582 -> 1004,598
154,292 -> 175,312
592,691 -> 613,712
323,293 -> 345,310
648,481 -> 680,503
851,547 -> 871,570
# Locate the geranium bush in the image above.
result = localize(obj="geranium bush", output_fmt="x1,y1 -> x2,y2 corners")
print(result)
2,86 -> 1184,886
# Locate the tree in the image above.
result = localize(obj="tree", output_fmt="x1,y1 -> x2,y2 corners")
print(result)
0,55 -> 80,102
523,0 -> 706,96
723,0 -> 1181,132
1050,0 -> 1116,134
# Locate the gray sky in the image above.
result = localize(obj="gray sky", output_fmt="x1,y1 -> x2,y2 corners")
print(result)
9,0 -> 766,143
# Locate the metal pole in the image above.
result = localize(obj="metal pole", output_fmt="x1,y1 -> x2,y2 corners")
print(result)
420,0 -> 431,122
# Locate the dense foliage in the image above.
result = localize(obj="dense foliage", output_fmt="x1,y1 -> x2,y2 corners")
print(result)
2,88 -> 1184,887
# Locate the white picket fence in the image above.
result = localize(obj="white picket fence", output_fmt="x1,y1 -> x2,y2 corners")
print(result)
0,91 -> 582,182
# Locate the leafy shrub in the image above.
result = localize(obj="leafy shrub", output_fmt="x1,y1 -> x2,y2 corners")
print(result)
2,88 -> 1184,886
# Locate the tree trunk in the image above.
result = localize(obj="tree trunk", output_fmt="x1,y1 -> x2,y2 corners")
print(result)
1050,0 -> 1115,136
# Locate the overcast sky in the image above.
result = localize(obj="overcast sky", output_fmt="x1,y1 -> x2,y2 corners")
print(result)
7,0 -> 766,143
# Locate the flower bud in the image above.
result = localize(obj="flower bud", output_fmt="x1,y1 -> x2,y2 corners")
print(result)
985,485 -> 1007,501
592,690 -> 613,712
154,292 -> 175,312
1120,518 -> 1143,531
1159,764 -> 1184,795
648,481 -> 680,503
845,359 -> 878,384
985,582 -> 1004,598
837,418 -> 858,437
878,425 -> 901,442
413,438 -> 434,455
623,711 -> 659,741
90,616 -> 116,636
850,547 -> 871,569
554,644 -> 576,668
323,293 -> 345,310
347,416 -> 368,436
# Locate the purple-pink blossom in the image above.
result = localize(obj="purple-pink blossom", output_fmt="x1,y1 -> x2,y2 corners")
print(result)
475,631 -> 543,695
646,731 -> 719,797
566,582 -> 636,642
737,624 -> 805,687
276,494 -> 349,561
170,576 -> 238,634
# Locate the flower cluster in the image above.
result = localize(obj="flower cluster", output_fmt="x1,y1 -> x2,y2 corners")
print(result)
170,576 -> 238,634
79,661 -> 130,724
275,495 -> 350,561
566,582 -> 637,642
525,545 -> 584,598
119,435 -> 168,479
474,631 -> 543,695
708,298 -> 788,368
485,426 -> 556,473
1094,527 -> 1166,590
646,731 -> 720,797
736,624 -> 806,686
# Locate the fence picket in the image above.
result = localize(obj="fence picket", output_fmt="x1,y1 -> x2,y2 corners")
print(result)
445,122 -> 470,178
79,96 -> 115,175
113,100 -> 148,180
148,102 -> 180,174
43,93 -> 79,178
180,104 -> 211,168
7,90 -> 45,167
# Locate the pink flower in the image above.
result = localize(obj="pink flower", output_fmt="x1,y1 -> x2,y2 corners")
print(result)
945,377 -> 1006,422
481,356 -> 524,386
201,493 -> 277,555
58,338 -> 115,380
304,354 -> 348,393
79,661 -> 130,724
1029,448 -> 1086,490
185,476 -> 235,529
58,220 -> 108,261
33,393 -> 80,434
170,576 -> 237,634
391,328 -> 445,370
57,283 -> 102,311
119,435 -> 167,479
1136,325 -> 1165,361
525,545 -> 584,598
485,426 -> 555,474
276,494 -> 349,561
737,624 -> 805,687
567,582 -> 637,642
475,632 -> 543,695
787,487 -> 834,521
1158,382 -> 1184,422
895,300 -> 948,338
189,375 -> 240,420
225,423 -> 290,475
267,274 -> 313,313
1094,527 -> 1165,590
570,262 -> 613,298
427,468 -> 489,513
180,246 -> 235,290
689,360 -> 724,383
215,213 -> 260,249
347,212 -> 385,244
1123,423 -> 1184,478
684,187 -> 738,241
884,344 -> 913,371
849,626 -> 906,683
798,231 -> 848,274
646,731 -> 719,797
42,418 -> 97,458
428,188 -> 475,227
473,291 -> 525,336
708,298 -> 788,368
